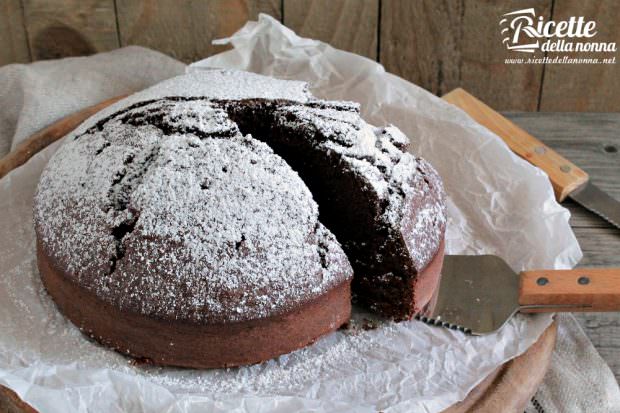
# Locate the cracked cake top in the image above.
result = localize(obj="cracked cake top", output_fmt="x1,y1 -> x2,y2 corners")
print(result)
34,69 -> 446,323
34,97 -> 353,323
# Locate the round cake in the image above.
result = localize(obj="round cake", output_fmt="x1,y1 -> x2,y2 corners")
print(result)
33,70 -> 446,368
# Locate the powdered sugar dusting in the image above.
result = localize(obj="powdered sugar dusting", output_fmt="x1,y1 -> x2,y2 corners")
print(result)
138,70 -> 312,102
34,98 -> 352,323
389,156 -> 447,269
145,309 -> 395,396
33,69 -> 446,324
274,102 -> 446,272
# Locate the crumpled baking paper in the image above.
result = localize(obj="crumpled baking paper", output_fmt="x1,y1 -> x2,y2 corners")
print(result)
0,14 -> 582,413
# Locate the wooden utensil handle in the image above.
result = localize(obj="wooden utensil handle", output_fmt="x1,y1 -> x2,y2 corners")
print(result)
0,94 -> 127,180
442,88 -> 589,202
519,268 -> 620,312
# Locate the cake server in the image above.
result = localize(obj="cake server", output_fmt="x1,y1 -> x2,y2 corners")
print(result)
418,254 -> 620,335
443,88 -> 620,230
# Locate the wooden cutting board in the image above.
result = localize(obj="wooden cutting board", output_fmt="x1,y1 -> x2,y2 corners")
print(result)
0,92 -> 558,413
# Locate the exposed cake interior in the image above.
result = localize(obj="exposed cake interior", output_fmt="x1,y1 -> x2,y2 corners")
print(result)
90,94 -> 446,319
36,70 -> 446,329
95,97 -> 445,319
222,99 -> 446,319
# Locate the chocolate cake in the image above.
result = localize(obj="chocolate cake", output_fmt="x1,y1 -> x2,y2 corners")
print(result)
33,70 -> 446,368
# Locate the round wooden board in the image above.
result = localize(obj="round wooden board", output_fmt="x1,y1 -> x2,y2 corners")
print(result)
442,321 -> 557,413
0,97 -> 558,413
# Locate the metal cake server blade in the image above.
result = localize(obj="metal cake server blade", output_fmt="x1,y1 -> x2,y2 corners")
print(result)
443,89 -> 620,231
570,182 -> 620,229
419,255 -> 620,335
419,255 -> 520,335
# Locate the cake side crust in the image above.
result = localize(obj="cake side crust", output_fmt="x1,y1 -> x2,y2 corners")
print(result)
37,239 -> 352,368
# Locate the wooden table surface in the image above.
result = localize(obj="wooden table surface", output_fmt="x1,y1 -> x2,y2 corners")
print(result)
506,112 -> 620,382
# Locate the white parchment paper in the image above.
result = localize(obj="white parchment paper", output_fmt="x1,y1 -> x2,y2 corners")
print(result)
0,15 -> 582,413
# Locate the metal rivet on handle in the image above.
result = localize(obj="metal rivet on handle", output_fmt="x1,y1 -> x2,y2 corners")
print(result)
535,146 -> 546,154
537,277 -> 549,286
578,276 -> 590,285
560,165 -> 571,173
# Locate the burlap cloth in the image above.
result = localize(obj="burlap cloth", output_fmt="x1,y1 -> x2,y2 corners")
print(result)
1,46 -> 618,413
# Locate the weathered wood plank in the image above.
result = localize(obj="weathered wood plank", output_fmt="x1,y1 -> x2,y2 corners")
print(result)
22,0 -> 119,60
459,1 -> 551,111
283,0 -> 378,59
571,226 -> 620,268
540,0 -> 620,111
116,0 -> 281,63
380,0 -> 551,110
380,0 -> 463,97
0,0 -> 30,66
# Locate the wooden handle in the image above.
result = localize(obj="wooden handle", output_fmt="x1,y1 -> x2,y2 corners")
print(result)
442,88 -> 589,201
0,94 -> 128,180
519,268 -> 620,312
